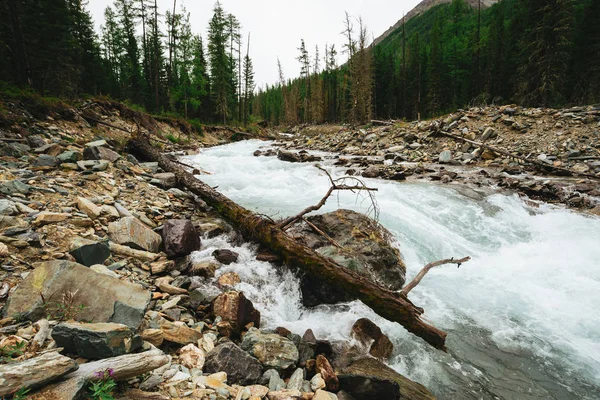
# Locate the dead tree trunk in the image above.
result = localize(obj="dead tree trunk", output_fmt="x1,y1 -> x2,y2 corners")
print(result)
129,136 -> 448,350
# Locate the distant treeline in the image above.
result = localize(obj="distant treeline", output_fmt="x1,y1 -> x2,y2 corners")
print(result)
0,0 -> 255,125
254,0 -> 600,125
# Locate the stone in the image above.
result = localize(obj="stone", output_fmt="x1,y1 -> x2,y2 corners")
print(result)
139,374 -> 164,391
212,291 -> 260,333
351,318 -> 394,359
52,322 -> 143,359
141,329 -> 164,347
310,373 -> 326,391
68,237 -> 110,267
33,212 -> 70,226
288,210 -> 406,306
100,205 -> 120,220
162,219 -> 201,258
179,343 -> 205,370
213,249 -> 239,264
286,368 -> 304,391
76,197 -> 101,219
241,328 -> 299,371
35,154 -> 58,167
140,162 -> 159,173
316,355 -> 338,392
0,351 -> 78,397
438,150 -> 452,163
247,385 -> 270,398
83,145 -> 120,162
152,172 -> 177,189
266,389 -> 303,400
481,127 -> 495,141
85,139 -> 108,147
57,150 -> 81,163
278,150 -> 301,163
339,358 -> 434,400
205,342 -> 263,385
361,165 -> 380,178
3,260 -> 150,329
189,287 -> 220,309
0,199 -> 18,216
218,271 -> 241,287
159,319 -> 202,345
0,180 -> 31,196
108,216 -> 162,253
314,390 -> 338,400
572,163 -> 590,174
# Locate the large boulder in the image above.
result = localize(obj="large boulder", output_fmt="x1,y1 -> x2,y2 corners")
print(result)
339,358 -> 434,400
3,260 -> 150,328
212,291 -> 260,334
240,328 -> 299,371
108,216 -> 162,253
52,322 -> 143,359
288,209 -> 406,306
205,342 -> 263,385
162,219 -> 201,258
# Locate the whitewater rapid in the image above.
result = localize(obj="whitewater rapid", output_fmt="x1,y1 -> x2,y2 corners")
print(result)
185,140 -> 600,399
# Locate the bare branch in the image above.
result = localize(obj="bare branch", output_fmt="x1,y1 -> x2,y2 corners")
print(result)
279,166 -> 378,230
302,217 -> 343,248
400,256 -> 471,297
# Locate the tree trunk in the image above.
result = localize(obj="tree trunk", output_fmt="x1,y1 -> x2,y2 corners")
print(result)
129,137 -> 448,351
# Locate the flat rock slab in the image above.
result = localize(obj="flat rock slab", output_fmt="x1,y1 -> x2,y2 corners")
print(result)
52,322 -> 143,359
3,260 -> 150,329
0,351 -> 78,397
108,216 -> 162,253
30,349 -> 169,400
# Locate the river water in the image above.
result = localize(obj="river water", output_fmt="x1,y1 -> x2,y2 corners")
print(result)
185,140 -> 600,399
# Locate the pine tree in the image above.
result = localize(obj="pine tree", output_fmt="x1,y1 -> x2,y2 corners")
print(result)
242,33 -> 255,126
208,1 -> 231,123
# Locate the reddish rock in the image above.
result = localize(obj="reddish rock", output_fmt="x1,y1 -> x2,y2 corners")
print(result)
316,355 -> 339,392
212,291 -> 260,334
351,318 -> 394,359
162,219 -> 201,258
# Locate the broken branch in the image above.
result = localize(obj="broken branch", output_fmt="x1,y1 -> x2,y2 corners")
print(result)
400,256 -> 471,297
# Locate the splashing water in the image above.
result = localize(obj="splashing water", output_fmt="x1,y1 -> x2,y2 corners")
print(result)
185,140 -> 600,399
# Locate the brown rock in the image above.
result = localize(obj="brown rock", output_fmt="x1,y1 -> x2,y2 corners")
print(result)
33,212 -> 70,227
217,271 -> 241,287
108,216 -> 162,253
161,219 -> 201,258
179,343 -> 205,370
141,329 -> 164,347
159,319 -> 202,345
316,355 -> 339,392
351,318 -> 394,359
212,291 -> 260,334
76,197 -> 101,219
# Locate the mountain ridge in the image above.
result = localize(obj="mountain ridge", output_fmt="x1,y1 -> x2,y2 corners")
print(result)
373,0 -> 498,46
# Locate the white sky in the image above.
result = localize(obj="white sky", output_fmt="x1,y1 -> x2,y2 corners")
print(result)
88,0 -> 421,88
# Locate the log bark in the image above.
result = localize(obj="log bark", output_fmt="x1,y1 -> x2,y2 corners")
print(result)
0,351 -> 78,396
30,349 -> 168,400
129,136 -> 448,350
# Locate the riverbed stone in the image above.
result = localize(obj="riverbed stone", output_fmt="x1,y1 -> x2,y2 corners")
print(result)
351,318 -> 393,359
84,145 -> 120,162
241,328 -> 299,371
162,219 -> 201,258
213,248 -> 239,264
205,342 -> 263,385
288,209 -> 406,306
212,290 -> 260,333
3,260 -> 150,329
108,216 -> 162,252
438,150 -> 452,163
68,236 -> 111,266
52,322 -> 143,359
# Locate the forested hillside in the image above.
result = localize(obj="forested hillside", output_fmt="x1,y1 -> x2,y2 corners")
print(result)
0,0 -> 254,125
255,0 -> 600,124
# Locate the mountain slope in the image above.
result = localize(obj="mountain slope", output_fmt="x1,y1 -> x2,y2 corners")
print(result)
373,0 -> 498,46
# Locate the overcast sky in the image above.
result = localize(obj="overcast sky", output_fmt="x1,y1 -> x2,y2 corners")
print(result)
88,0 -> 421,88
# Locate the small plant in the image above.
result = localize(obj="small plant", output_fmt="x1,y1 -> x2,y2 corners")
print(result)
12,387 -> 30,400
40,290 -> 86,321
165,133 -> 180,144
0,341 -> 26,363
88,369 -> 117,400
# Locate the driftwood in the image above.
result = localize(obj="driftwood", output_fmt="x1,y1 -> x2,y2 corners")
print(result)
438,130 -> 600,180
401,257 -> 471,297
0,137 -> 28,142
109,242 -> 160,262
0,350 -> 78,396
129,135 -> 449,350
371,119 -> 395,126
279,166 -> 379,230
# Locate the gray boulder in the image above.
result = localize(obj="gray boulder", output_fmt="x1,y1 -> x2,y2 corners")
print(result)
52,322 -> 143,359
84,145 -> 120,162
152,172 -> 177,189
288,209 -> 406,306
68,237 -> 110,267
205,342 -> 263,385
162,219 -> 201,258
240,328 -> 299,371
108,216 -> 162,253
3,260 -> 150,329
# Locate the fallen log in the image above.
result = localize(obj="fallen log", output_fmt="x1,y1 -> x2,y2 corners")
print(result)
109,242 -> 160,262
0,350 -> 78,397
129,136 -> 448,350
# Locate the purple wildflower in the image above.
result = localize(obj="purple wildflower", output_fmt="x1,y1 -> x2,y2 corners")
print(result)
93,371 -> 104,379
107,368 -> 115,377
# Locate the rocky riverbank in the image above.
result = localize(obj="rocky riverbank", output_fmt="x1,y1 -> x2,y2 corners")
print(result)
0,99 -> 434,399
271,105 -> 600,214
